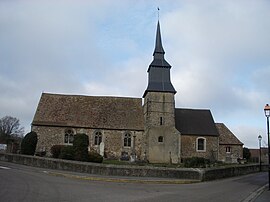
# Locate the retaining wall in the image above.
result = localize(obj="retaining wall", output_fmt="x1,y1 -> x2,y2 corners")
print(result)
0,153 -> 266,181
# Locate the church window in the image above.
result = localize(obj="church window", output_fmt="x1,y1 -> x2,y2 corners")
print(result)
196,137 -> 206,152
64,129 -> 74,144
226,147 -> 231,153
158,136 -> 164,143
124,133 -> 131,147
94,131 -> 102,145
160,117 -> 163,125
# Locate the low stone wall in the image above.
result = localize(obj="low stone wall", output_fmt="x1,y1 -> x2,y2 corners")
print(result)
0,153 -> 266,181
202,164 -> 268,181
0,153 -> 202,180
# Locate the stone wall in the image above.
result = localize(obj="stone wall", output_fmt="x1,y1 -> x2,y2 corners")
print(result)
0,153 -> 201,180
0,153 -> 266,181
181,135 -> 218,161
202,164 -> 267,181
143,92 -> 176,127
33,126 -> 144,160
218,144 -> 243,163
143,92 -> 180,163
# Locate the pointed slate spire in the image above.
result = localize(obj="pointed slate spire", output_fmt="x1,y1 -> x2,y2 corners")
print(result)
143,21 -> 176,98
149,21 -> 171,69
153,21 -> 165,55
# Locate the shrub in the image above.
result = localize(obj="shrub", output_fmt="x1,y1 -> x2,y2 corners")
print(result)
21,131 -> 38,155
73,133 -> 89,162
183,157 -> 210,168
59,146 -> 75,160
243,147 -> 251,161
89,151 -> 103,163
51,145 -> 65,158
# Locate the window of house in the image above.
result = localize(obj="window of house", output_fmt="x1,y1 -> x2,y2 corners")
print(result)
158,136 -> 164,143
226,147 -> 231,153
64,129 -> 74,144
124,133 -> 131,147
94,131 -> 102,145
196,137 -> 206,152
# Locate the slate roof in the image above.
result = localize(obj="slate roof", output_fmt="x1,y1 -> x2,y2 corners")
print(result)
143,21 -> 176,97
175,108 -> 219,136
153,21 -> 165,54
32,93 -> 144,131
215,123 -> 243,145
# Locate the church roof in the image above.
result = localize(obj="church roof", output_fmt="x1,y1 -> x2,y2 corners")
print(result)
175,108 -> 219,136
153,21 -> 165,54
143,21 -> 176,97
32,93 -> 144,131
215,123 -> 243,145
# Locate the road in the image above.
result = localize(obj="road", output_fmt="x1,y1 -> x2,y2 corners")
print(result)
0,161 -> 267,202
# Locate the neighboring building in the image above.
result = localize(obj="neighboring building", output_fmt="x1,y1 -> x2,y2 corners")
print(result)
250,148 -> 268,164
216,123 -> 243,163
32,21 -> 243,164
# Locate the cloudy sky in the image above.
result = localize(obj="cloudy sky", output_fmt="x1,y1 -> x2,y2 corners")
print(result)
1,0 -> 269,148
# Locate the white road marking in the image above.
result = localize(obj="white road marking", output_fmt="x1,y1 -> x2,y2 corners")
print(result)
0,166 -> 11,170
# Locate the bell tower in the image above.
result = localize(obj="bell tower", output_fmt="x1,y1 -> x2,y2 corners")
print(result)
143,21 -> 180,164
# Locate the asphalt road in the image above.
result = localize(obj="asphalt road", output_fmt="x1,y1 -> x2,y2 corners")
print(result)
0,161 -> 267,202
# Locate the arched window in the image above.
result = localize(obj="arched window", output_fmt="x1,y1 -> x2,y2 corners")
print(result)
196,137 -> 206,152
124,133 -> 131,147
64,129 -> 74,144
94,131 -> 102,145
158,136 -> 164,143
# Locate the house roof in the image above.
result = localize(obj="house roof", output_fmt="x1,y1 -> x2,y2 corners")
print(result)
175,108 -> 219,136
215,123 -> 243,145
32,93 -> 144,131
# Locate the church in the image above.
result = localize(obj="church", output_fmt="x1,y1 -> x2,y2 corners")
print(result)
32,21 -> 243,164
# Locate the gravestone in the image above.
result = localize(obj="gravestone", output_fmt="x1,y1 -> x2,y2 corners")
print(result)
99,142 -> 105,157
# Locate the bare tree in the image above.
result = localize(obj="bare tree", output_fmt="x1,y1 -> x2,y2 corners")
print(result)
0,116 -> 24,143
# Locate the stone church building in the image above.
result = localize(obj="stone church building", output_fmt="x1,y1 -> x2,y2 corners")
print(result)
32,21 -> 243,164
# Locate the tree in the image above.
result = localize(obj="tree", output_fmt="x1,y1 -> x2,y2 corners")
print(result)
73,133 -> 89,162
0,116 -> 24,143
21,131 -> 38,155
243,147 -> 251,161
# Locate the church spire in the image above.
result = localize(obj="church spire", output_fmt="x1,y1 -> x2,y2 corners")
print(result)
153,21 -> 165,55
143,21 -> 176,98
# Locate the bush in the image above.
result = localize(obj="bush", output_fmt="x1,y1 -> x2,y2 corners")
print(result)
51,145 -> 65,158
89,151 -> 103,163
59,146 -> 75,160
73,133 -> 89,162
21,131 -> 38,155
243,147 -> 251,161
183,157 -> 210,168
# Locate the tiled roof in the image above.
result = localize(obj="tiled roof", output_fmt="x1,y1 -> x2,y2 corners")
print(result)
175,108 -> 219,136
215,123 -> 243,145
32,93 -> 144,131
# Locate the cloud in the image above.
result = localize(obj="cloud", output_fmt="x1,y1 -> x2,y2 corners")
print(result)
0,0 -> 269,148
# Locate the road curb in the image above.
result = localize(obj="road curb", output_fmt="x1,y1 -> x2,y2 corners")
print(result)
242,183 -> 268,202
45,171 -> 200,184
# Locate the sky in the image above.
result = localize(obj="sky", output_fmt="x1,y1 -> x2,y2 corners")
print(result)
0,0 -> 270,148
